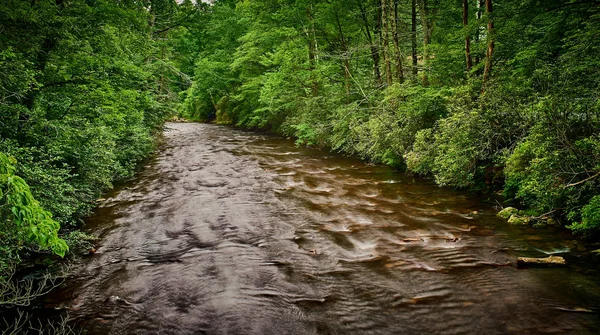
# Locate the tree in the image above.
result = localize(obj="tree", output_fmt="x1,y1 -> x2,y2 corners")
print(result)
463,0 -> 473,73
482,0 -> 494,84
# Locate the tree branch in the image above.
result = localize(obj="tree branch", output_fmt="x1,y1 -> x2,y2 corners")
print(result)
545,0 -> 600,13
152,8 -> 198,36
564,171 -> 600,188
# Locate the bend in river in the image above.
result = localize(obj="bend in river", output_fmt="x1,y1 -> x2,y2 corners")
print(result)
48,122 -> 600,334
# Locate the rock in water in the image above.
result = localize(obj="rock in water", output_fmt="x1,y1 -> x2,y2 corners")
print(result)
517,255 -> 566,267
508,215 -> 531,225
497,207 -> 518,219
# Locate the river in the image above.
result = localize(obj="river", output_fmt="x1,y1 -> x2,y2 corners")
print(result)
43,122 -> 600,334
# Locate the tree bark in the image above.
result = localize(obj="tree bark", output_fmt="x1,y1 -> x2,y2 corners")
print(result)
463,0 -> 472,74
482,0 -> 494,85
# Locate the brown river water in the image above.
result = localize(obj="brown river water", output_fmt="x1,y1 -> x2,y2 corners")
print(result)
41,122 -> 600,334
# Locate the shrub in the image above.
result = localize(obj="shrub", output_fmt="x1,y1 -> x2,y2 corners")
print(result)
0,153 -> 68,276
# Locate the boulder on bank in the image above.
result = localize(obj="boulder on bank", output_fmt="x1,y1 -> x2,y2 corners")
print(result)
497,207 -> 518,219
517,255 -> 566,267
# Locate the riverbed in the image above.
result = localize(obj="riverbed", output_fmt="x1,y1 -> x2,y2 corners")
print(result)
45,122 -> 600,334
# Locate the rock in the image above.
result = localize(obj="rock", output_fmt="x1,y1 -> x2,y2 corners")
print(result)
546,218 -> 559,226
471,211 -> 479,215
497,207 -> 518,219
517,255 -> 566,267
508,215 -> 531,225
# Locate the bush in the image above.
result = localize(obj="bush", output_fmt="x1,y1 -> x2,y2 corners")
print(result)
568,196 -> 600,238
0,153 -> 68,276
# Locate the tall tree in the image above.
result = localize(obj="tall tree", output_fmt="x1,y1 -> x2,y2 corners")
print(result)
463,0 -> 473,74
358,1 -> 382,85
392,0 -> 404,83
411,0 -> 418,77
418,0 -> 437,85
382,0 -> 393,85
482,0 -> 494,84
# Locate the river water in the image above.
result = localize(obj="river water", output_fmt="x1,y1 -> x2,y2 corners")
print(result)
46,122 -> 600,334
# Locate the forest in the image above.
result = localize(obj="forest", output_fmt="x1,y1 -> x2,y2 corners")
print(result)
0,0 -> 202,278
1,0 -> 599,311
182,0 -> 600,235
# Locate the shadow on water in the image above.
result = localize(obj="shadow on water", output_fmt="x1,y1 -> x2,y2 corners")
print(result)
25,123 -> 600,334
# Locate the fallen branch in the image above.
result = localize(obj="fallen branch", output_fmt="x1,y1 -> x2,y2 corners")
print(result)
0,266 -> 67,308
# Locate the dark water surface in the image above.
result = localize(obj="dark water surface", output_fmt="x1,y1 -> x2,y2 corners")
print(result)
49,123 -> 600,334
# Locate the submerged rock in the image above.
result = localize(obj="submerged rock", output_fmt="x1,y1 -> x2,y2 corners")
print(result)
517,255 -> 566,267
497,207 -> 518,219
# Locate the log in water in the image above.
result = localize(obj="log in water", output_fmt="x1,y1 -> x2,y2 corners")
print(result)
46,123 -> 600,334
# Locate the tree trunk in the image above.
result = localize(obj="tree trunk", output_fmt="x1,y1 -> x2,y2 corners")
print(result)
306,5 -> 319,96
482,0 -> 494,85
382,0 -> 393,86
411,0 -> 418,77
335,11 -> 351,96
418,0 -> 435,86
392,0 -> 404,83
358,1 -> 382,85
463,0 -> 472,74
475,0 -> 484,66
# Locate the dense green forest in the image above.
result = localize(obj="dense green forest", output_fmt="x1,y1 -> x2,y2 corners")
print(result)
182,0 -> 600,236
1,0 -> 599,283
0,0 -> 204,277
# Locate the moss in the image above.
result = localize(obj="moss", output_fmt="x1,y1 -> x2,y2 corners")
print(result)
508,215 -> 531,225
497,207 -> 518,220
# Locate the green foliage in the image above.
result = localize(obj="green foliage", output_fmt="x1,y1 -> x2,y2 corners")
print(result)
1,153 -> 68,275
433,111 -> 491,187
62,231 -> 97,256
568,196 -> 600,238
0,0 -> 202,272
